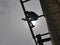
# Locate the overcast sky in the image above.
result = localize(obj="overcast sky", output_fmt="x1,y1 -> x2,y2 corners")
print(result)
0,0 -> 52,45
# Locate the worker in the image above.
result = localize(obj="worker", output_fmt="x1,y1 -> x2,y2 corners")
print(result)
22,11 -> 44,28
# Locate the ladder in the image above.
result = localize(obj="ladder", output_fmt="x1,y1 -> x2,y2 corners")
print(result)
20,0 -> 51,45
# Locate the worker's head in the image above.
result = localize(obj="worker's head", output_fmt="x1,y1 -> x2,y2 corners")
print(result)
26,11 -> 29,14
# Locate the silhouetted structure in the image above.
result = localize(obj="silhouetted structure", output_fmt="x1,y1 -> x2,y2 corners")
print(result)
20,0 -> 51,45
20,0 -> 37,45
36,33 -> 51,45
36,34 -> 43,45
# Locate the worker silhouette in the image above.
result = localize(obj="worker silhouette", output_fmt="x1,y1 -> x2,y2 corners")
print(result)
22,11 -> 44,28
36,34 -> 43,45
